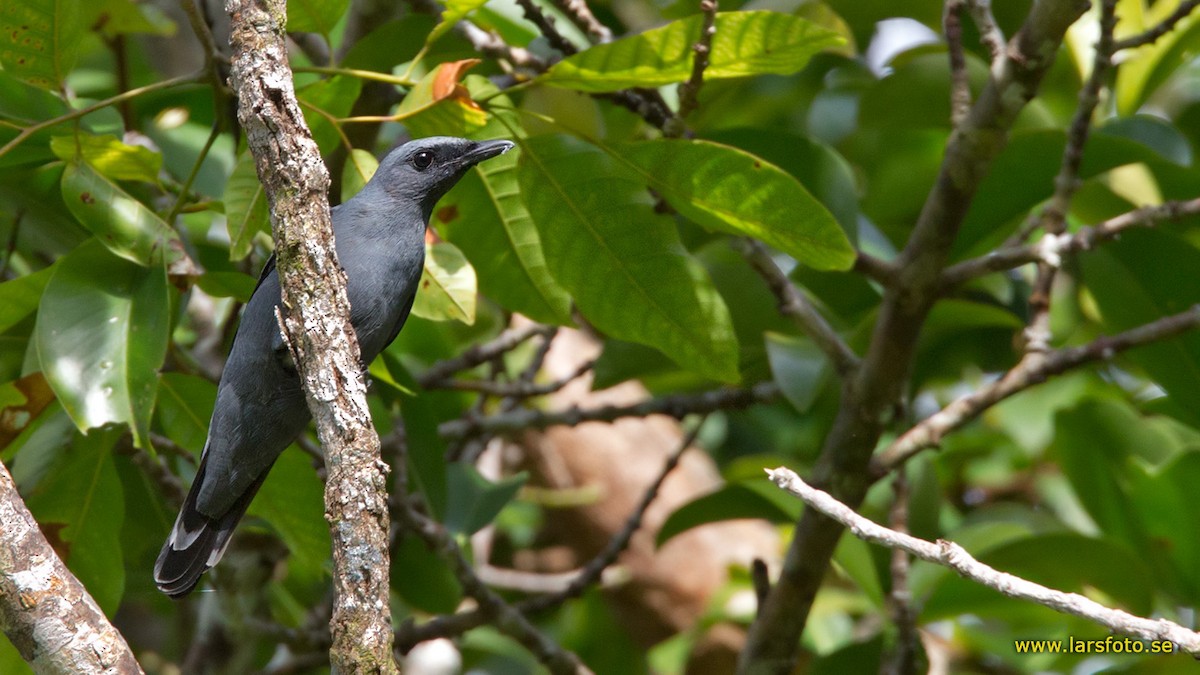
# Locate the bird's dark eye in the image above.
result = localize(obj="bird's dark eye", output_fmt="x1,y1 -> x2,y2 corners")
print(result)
412,151 -> 434,170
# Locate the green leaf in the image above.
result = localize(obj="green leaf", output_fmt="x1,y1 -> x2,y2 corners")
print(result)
155,373 -> 215,455
297,76 -> 362,153
411,241 -> 478,325
615,139 -> 854,270
765,332 -> 828,413
287,0 -> 348,34
342,16 -> 434,71
0,0 -> 84,89
657,479 -> 801,546
393,532 -> 461,613
541,11 -> 843,92
428,0 -> 490,44
25,430 -> 125,615
1115,3 -> 1200,115
443,463 -> 528,536
0,70 -> 69,123
341,148 -> 378,203
0,266 -> 54,334
249,448 -> 331,586
36,239 -> 170,448
394,60 -> 489,139
50,133 -> 163,183
518,134 -> 739,382
60,159 -> 184,267
224,151 -> 269,261
435,112 -> 572,324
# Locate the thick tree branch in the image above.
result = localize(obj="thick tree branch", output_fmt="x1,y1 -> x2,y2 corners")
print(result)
765,466 -> 1200,654
0,459 -> 144,674
225,0 -> 396,672
873,303 -> 1200,473
739,1 -> 1090,672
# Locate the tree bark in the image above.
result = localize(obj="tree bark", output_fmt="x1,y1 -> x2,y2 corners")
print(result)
224,1 -> 397,672
0,459 -> 143,674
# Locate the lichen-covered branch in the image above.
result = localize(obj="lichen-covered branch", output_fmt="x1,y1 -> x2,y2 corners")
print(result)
224,0 -> 396,672
0,459 -> 144,674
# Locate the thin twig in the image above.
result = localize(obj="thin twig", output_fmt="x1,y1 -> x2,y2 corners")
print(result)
941,198 -> 1200,288
736,239 -> 859,377
967,0 -> 1006,65
873,303 -> 1200,473
945,0 -> 971,126
0,72 -> 202,161
672,0 -> 718,128
165,122 -> 223,225
431,359 -> 595,397
419,323 -> 553,387
1114,0 -> 1200,50
547,0 -> 612,43
881,472 -> 919,675
766,466 -> 1200,654
514,0 -> 578,55
440,382 -> 779,440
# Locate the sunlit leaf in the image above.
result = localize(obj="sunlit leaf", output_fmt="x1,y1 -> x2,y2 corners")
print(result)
541,11 -> 843,92
518,134 -> 739,382
224,151 -> 269,261
412,241 -> 478,324
1115,3 -> 1200,115
36,239 -> 170,448
51,133 -> 162,183
615,139 -> 854,270
428,0 -> 490,44
341,148 -> 378,202
395,59 -> 489,138
0,0 -> 84,89
60,159 -> 185,267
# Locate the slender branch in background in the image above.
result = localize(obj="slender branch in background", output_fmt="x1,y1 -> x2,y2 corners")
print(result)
289,32 -> 333,66
671,0 -> 718,129
0,460 -> 145,674
735,239 -> 859,377
515,0 -> 578,55
440,382 -> 779,440
940,198 -> 1200,288
765,466 -> 1200,654
872,303 -> 1200,474
419,323 -> 553,387
165,122 -> 223,225
853,251 -> 898,286
944,0 -> 971,126
881,472 -> 919,675
967,0 -> 1006,65
1023,0 -> 1118,353
1114,0 -> 1200,50
547,0 -> 613,43
430,358 -> 596,397
398,419 -> 706,649
0,72 -> 202,161
178,0 -> 228,92
225,0 -> 396,670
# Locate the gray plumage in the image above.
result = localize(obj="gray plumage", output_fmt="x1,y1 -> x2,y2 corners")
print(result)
154,137 -> 513,597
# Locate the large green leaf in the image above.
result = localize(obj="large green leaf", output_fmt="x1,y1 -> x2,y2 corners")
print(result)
25,430 -> 125,615
443,463 -> 527,536
297,76 -> 362,154
517,134 -> 739,382
224,151 -> 269,261
0,0 -> 84,89
287,0 -> 348,34
615,139 -> 854,270
411,241 -> 478,325
0,266 -> 54,334
0,70 -> 69,123
50,133 -> 162,183
248,447 -> 331,587
1081,229 -> 1200,423
541,11 -> 843,92
36,239 -> 170,448
60,159 -> 183,267
155,372 -> 215,455
435,106 -> 572,325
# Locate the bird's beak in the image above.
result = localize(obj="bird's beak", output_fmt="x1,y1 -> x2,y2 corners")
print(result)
462,139 -> 515,166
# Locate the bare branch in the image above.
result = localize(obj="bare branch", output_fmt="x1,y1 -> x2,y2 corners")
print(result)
514,0 -> 578,55
967,0 -> 1006,64
547,0 -> 612,43
941,198 -> 1200,287
419,323 -> 553,387
853,251 -> 898,286
766,466 -> 1200,654
735,238 -> 859,377
873,304 -> 1200,473
439,382 -> 779,440
0,460 -> 145,674
672,0 -> 718,127
431,358 -> 595,397
1115,0 -> 1200,50
944,0 -> 971,126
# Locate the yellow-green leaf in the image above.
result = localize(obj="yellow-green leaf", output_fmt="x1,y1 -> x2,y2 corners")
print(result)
51,133 -> 162,183
412,241 -> 477,324
0,0 -> 84,89
342,148 -> 379,202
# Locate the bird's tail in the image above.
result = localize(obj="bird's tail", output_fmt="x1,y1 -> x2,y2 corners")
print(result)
153,454 -> 270,597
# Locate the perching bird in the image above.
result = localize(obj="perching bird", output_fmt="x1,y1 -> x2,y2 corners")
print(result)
154,137 -> 514,597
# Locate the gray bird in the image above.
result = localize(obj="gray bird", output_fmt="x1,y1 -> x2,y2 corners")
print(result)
154,137 -> 514,597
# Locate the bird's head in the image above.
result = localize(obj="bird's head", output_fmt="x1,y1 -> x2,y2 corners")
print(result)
369,136 -> 514,216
